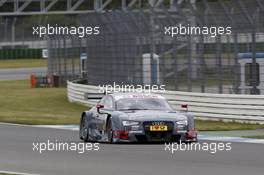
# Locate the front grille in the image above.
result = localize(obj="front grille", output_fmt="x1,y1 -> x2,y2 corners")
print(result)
143,121 -> 174,131
142,121 -> 174,142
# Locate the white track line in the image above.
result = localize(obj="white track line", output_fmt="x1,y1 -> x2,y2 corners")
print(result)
34,125 -> 79,131
0,122 -> 79,131
0,170 -> 41,175
199,135 -> 264,144
0,122 -> 32,127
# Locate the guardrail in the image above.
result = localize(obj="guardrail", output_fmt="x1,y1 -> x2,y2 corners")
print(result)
67,81 -> 264,124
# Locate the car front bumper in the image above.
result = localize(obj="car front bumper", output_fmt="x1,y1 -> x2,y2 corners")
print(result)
112,130 -> 197,143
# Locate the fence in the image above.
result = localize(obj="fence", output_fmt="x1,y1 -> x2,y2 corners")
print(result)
67,80 -> 264,124
47,0 -> 264,95
0,15 -> 79,59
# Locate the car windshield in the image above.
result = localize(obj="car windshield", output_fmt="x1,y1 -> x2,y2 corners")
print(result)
116,98 -> 172,111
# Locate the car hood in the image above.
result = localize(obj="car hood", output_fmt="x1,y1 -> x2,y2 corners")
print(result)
120,110 -> 187,121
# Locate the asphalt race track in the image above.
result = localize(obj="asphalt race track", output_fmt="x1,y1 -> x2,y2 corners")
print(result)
0,123 -> 264,175
0,67 -> 47,81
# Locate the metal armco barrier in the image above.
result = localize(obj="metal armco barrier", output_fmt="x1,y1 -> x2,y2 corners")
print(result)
67,81 -> 264,124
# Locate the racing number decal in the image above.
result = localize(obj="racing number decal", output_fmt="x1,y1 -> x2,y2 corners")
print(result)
150,125 -> 168,131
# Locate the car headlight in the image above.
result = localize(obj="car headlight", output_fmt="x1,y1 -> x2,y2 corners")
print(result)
122,120 -> 140,126
176,120 -> 188,126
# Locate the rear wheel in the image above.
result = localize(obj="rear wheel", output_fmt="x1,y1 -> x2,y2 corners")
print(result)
106,118 -> 113,143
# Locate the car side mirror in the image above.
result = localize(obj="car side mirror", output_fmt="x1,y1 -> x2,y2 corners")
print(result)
181,103 -> 188,112
96,104 -> 104,114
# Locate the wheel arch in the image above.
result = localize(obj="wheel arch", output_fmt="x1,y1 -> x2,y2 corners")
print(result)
81,112 -> 86,119
105,114 -> 112,130
105,113 -> 121,131
186,113 -> 195,130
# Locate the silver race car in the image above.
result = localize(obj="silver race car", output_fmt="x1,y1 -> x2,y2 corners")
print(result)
79,93 -> 197,143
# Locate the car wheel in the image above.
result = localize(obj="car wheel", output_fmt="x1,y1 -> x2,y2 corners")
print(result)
80,117 -> 90,142
79,117 -> 85,140
106,118 -> 113,143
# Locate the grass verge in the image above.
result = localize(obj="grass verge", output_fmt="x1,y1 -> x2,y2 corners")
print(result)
0,59 -> 47,69
242,135 -> 264,139
0,80 -> 87,125
195,120 -> 264,131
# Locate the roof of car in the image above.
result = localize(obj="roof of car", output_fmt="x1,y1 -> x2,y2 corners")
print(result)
108,92 -> 166,101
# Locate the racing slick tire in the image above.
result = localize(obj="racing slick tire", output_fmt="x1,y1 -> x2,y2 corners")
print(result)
106,118 -> 114,143
80,116 -> 90,142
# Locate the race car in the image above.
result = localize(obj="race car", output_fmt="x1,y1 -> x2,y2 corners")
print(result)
79,92 -> 197,143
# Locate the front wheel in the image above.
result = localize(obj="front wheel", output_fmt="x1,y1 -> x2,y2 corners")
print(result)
80,116 -> 90,142
106,118 -> 113,143
79,117 -> 84,140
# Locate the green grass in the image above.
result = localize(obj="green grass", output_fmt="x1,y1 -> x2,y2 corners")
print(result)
0,59 -> 47,69
0,80 -> 87,125
196,120 -> 264,131
242,135 -> 264,139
